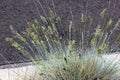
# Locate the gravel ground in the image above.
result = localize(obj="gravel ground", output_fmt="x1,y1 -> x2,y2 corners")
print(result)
0,0 -> 120,65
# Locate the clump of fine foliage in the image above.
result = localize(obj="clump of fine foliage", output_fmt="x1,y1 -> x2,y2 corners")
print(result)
6,8 -> 120,80
37,50 -> 120,80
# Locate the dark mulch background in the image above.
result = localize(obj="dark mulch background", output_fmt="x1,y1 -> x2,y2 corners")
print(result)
0,0 -> 120,65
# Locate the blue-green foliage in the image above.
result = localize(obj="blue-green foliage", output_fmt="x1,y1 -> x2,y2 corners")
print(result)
5,8 -> 120,80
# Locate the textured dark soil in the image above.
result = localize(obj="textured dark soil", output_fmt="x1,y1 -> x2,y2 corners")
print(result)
0,0 -> 120,65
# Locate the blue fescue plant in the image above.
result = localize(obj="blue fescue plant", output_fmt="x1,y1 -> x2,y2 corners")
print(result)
5,8 -> 120,80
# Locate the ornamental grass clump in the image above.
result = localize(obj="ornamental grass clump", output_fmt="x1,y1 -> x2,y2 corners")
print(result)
5,8 -> 120,80
37,50 -> 119,80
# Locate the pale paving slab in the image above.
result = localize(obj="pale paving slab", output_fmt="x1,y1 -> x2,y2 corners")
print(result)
0,65 -> 37,80
103,53 -> 120,65
0,53 -> 120,80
